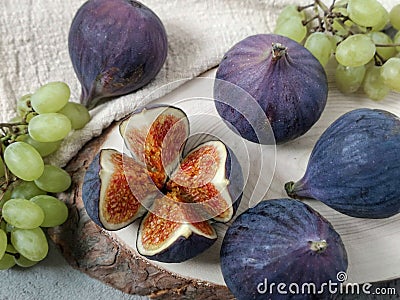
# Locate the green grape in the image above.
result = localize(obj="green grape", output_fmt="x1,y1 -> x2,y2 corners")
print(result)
34,165 -> 71,193
0,248 -> 16,270
28,113 -> 72,142
276,5 -> 305,27
0,220 -> 6,232
0,229 -> 7,260
16,94 -> 32,118
0,156 -> 5,178
30,81 -> 70,114
335,34 -> 376,67
11,180 -> 46,199
368,32 -> 396,61
11,227 -> 48,261
15,254 -> 38,267
3,141 -> 44,181
20,134 -> 62,157
304,32 -> 333,67
57,102 -> 91,130
371,9 -> 389,31
363,65 -> 390,100
335,64 -> 366,94
30,195 -> 68,227
347,0 -> 388,28
274,18 -> 307,43
381,57 -> 400,92
2,198 -> 45,229
394,31 -> 400,52
0,189 -> 11,209
389,4 -> 400,30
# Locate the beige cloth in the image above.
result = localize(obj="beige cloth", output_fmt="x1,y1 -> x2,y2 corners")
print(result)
0,0 -> 286,167
0,0 -> 396,168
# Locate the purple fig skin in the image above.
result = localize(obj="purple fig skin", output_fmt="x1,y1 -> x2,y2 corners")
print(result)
82,152 -> 102,228
215,34 -> 328,144
285,108 -> 400,218
69,0 -> 168,108
220,199 -> 348,300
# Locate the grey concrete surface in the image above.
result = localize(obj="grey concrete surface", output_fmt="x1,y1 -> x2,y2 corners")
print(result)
0,241 -> 148,300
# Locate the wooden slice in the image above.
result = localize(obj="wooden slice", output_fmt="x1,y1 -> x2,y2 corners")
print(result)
48,70 -> 400,299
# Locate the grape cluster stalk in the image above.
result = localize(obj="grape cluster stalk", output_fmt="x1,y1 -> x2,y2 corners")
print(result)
274,0 -> 400,100
0,82 -> 90,269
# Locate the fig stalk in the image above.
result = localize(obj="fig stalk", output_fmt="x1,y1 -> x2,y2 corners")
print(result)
271,43 -> 287,61
310,240 -> 328,253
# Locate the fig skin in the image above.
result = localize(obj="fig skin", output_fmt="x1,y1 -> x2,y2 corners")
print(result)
220,199 -> 348,300
214,34 -> 328,144
69,0 -> 168,108
286,108 -> 400,219
82,152 -> 102,228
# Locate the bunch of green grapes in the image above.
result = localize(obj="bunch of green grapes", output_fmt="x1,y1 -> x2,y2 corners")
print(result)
274,0 -> 400,100
0,81 -> 90,269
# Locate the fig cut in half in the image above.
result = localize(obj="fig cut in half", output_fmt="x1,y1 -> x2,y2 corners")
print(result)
82,105 -> 243,262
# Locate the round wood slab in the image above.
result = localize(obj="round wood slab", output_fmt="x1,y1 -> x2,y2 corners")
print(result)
48,70 -> 400,299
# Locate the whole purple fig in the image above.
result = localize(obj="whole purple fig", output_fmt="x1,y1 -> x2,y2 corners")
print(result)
214,34 -> 328,144
68,0 -> 168,108
221,199 -> 348,300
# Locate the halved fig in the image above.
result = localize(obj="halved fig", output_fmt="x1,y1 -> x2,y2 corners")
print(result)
137,192 -> 217,263
82,149 -> 153,230
83,105 -> 244,262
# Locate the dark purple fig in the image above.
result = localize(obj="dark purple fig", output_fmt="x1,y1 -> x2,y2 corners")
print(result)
214,34 -> 328,144
82,105 -> 243,262
285,108 -> 400,219
68,0 -> 168,108
220,199 -> 348,300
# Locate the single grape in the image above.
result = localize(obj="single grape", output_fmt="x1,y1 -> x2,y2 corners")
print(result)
34,165 -> 71,193
304,32 -> 333,67
335,34 -> 376,67
28,113 -> 72,142
30,81 -> 70,114
381,57 -> 400,92
0,249 -> 16,270
276,5 -> 305,27
347,0 -> 388,28
0,229 -> 7,260
274,18 -> 307,43
0,156 -> 5,178
15,254 -> 39,267
368,32 -> 396,61
16,94 -> 32,118
335,64 -> 366,94
3,141 -> 44,181
57,102 -> 91,129
2,198 -> 45,229
371,9 -> 389,31
363,65 -> 390,100
389,4 -> 400,30
11,180 -> 46,199
11,227 -> 48,261
20,134 -> 62,157
30,195 -> 68,227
